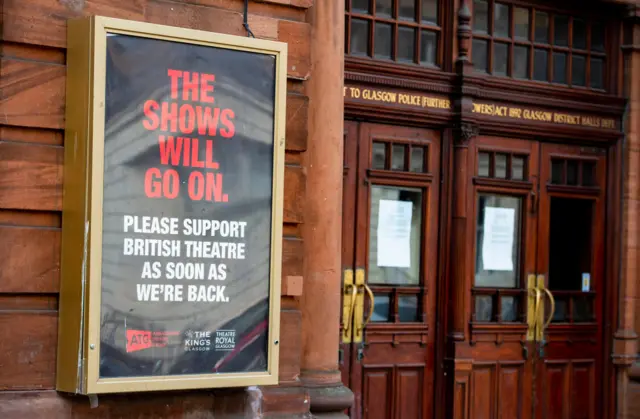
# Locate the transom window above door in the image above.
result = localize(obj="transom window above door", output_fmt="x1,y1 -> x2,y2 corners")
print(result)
472,0 -> 607,90
345,0 -> 441,67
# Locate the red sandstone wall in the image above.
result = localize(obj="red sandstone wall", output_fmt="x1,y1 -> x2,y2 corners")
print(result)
0,0 -> 311,417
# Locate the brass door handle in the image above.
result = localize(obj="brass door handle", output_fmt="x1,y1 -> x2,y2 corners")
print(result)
352,268 -> 366,343
362,283 -> 375,328
341,269 -> 357,343
526,274 -> 539,341
542,287 -> 555,329
530,287 -> 542,341
528,274 -> 557,343
344,284 -> 357,330
529,287 -> 541,323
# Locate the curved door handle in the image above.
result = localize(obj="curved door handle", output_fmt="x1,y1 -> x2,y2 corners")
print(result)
362,283 -> 375,328
542,286 -> 556,329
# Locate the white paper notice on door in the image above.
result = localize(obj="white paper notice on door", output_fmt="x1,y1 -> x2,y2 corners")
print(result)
481,207 -> 516,271
377,199 -> 412,268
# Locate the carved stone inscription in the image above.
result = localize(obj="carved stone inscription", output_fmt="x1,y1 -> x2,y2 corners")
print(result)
343,83 -> 619,132
472,102 -> 618,130
343,85 -> 451,111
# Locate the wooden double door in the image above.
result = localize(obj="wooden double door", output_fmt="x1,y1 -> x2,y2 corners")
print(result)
464,135 -> 608,419
340,122 -> 441,419
340,123 -> 609,419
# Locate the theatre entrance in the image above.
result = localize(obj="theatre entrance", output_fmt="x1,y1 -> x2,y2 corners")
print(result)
455,135 -> 609,419
339,121 -> 442,419
339,125 -> 610,419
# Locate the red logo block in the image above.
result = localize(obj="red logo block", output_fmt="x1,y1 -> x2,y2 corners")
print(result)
126,330 -> 153,353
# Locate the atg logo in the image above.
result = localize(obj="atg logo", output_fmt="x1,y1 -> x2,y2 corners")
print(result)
126,330 -> 179,353
184,330 -> 212,352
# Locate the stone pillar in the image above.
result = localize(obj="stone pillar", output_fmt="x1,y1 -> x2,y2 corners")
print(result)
300,0 -> 353,417
616,9 -> 640,419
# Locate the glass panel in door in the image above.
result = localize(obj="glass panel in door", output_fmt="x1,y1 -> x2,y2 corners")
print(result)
473,194 -> 523,323
368,185 -> 423,286
474,194 -> 522,288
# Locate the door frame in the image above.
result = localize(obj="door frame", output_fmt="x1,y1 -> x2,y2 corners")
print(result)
340,120 -> 448,419
343,112 -> 623,419
445,128 -> 622,419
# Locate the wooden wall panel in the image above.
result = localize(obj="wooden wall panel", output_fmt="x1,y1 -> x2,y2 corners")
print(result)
0,42 -> 66,64
0,313 -> 57,390
0,227 -> 60,293
145,0 -> 277,40
0,59 -> 65,129
0,210 -> 60,227
0,142 -> 62,211
0,126 -> 63,146
1,0 -> 145,48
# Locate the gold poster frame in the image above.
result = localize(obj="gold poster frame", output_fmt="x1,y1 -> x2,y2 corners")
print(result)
57,16 -> 286,394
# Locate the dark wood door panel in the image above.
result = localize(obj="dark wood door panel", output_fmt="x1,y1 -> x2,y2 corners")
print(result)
468,361 -> 528,419
362,367 -> 393,419
541,361 -> 571,419
570,361 -> 597,419
471,364 -> 496,419
540,359 -> 596,419
360,361 -> 426,419
497,362 -> 526,419
396,366 -> 425,419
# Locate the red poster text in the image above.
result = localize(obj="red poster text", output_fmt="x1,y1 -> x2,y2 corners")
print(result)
141,69 -> 236,202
